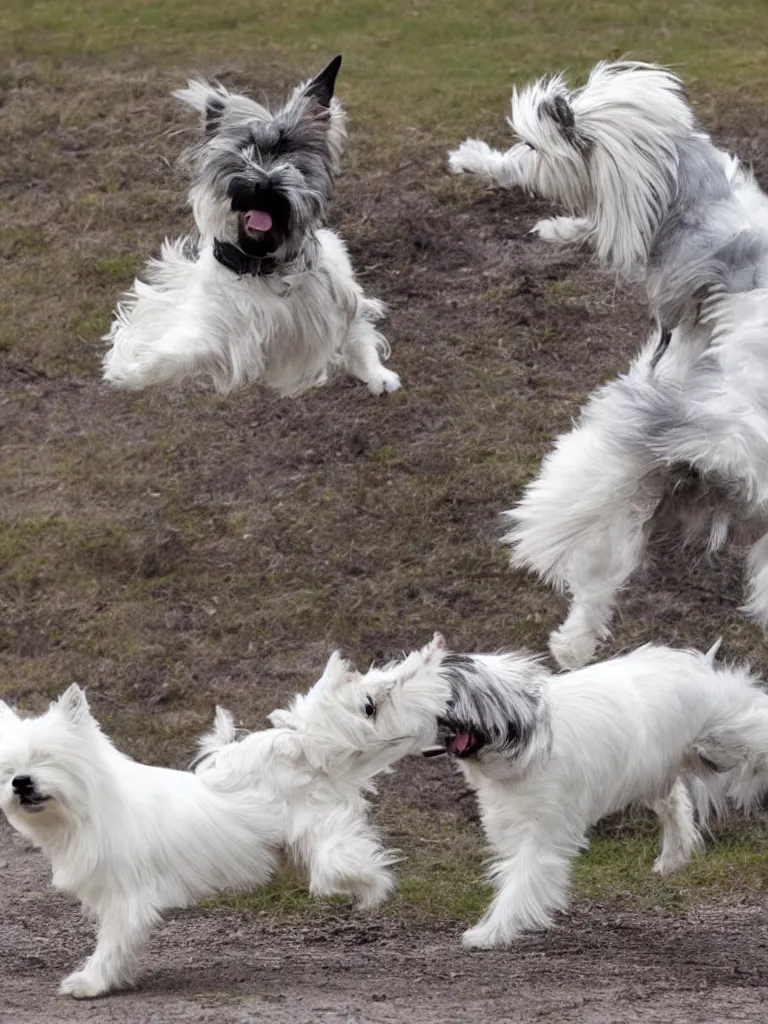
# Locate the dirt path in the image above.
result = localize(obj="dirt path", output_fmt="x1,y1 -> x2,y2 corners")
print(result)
3,827 -> 767,1024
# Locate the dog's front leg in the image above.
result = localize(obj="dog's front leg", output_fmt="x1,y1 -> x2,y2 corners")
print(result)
447,140 -> 534,189
651,778 -> 703,875
462,839 -> 575,949
530,216 -> 593,247
341,303 -> 401,396
59,904 -> 155,999
301,806 -> 396,909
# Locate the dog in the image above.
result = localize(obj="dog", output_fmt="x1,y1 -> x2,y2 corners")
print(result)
421,640 -> 768,949
449,61 -> 768,668
102,55 -> 400,398
0,635 -> 450,997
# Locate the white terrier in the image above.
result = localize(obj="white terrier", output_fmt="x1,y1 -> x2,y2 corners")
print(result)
103,55 -> 400,397
449,62 -> 768,668
0,635 -> 450,998
422,641 -> 768,949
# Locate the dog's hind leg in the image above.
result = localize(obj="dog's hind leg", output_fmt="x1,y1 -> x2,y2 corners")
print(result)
462,832 -> 578,949
59,902 -> 157,998
341,303 -> 401,396
650,778 -> 703,876
504,368 -> 665,669
104,318 -> 221,391
505,431 -> 662,669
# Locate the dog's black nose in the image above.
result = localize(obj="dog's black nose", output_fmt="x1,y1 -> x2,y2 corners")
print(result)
12,775 -> 33,793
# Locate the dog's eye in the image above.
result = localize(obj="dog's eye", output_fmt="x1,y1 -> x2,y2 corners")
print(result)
364,697 -> 376,718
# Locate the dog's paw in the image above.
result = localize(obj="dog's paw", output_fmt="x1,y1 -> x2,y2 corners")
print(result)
59,970 -> 108,1000
549,624 -> 597,670
461,925 -> 507,950
365,367 -> 401,396
351,866 -> 397,910
530,216 -> 591,245
530,218 -> 565,243
447,139 -> 494,176
652,852 -> 688,876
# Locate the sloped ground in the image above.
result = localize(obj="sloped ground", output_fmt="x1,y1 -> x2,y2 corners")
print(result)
3,64 -> 768,1021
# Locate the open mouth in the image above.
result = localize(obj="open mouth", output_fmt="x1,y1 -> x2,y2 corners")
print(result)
423,728 -> 485,759
448,731 -> 481,757
241,209 -> 274,239
18,793 -> 50,813
446,730 -> 484,758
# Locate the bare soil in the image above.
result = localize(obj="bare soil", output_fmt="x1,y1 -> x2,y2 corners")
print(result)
3,824 -> 768,1023
3,68 -> 768,1021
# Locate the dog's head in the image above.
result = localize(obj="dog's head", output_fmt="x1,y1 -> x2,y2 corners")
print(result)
268,633 -> 452,777
423,653 -> 552,779
175,55 -> 346,262
0,685 -> 105,839
509,62 -> 701,274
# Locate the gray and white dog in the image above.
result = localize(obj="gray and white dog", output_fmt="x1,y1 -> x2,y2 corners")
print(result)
104,56 -> 400,398
423,641 -> 768,949
449,62 -> 768,668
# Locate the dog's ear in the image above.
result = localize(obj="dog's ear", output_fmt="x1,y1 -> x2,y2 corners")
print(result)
173,79 -> 229,136
397,633 -> 448,683
0,700 -> 19,727
202,95 -> 226,137
544,92 -> 575,131
282,652 -> 356,726
318,650 -> 356,691
424,632 -> 447,663
303,55 -> 342,108
55,684 -> 93,726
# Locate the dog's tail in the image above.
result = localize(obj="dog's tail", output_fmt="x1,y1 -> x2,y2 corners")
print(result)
191,706 -> 237,768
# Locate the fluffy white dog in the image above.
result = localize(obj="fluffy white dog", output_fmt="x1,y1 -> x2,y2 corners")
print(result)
103,55 -> 400,397
449,62 -> 768,668
0,635 -> 450,998
422,641 -> 768,949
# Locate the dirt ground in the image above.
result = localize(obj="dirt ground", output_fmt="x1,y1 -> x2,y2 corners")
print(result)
3,822 -> 768,1024
3,66 -> 768,1021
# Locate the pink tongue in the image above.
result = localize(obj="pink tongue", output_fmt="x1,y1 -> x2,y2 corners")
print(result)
451,732 -> 471,754
245,210 -> 273,232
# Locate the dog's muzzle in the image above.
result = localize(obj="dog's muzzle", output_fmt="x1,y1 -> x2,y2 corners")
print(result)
227,177 -> 292,246
12,775 -> 50,812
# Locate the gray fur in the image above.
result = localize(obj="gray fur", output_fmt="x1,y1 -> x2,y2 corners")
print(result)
648,136 -> 760,328
176,56 -> 347,267
438,653 -> 553,766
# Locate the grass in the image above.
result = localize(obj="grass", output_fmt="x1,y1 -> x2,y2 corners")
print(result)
208,809 -> 768,926
577,814 -> 768,911
2,0 -> 768,934
3,0 -> 768,169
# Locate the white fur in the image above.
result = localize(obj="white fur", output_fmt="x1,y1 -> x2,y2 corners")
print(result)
450,61 -> 768,666
104,233 -> 399,397
429,644 -> 768,949
0,636 -> 450,998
